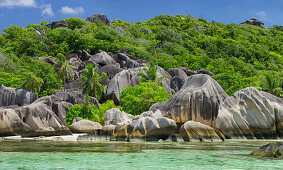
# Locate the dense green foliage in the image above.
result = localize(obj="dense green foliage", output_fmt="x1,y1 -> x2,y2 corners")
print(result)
65,97 -> 120,126
79,64 -> 108,99
0,52 -> 62,96
0,14 -> 282,96
120,82 -> 172,115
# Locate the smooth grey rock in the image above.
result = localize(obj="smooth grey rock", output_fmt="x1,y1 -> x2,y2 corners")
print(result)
251,142 -> 283,158
168,68 -> 187,81
198,68 -> 214,76
150,74 -> 228,127
80,50 -> 92,61
86,14 -> 110,25
69,120 -> 102,133
47,20 -> 68,29
241,18 -> 264,27
179,121 -> 224,142
104,108 -> 134,126
53,90 -> 99,107
0,108 -> 31,136
0,85 -> 37,107
89,51 -> 116,66
14,101 -> 71,137
170,76 -> 185,92
216,87 -> 283,139
180,67 -> 197,76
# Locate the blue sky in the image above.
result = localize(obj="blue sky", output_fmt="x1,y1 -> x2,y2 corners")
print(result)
0,0 -> 282,34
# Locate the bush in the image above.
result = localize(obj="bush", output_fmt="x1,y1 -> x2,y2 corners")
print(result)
120,82 -> 172,115
65,97 -> 120,126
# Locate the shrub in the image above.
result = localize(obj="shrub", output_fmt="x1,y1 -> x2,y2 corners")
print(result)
120,82 -> 172,115
65,97 -> 120,126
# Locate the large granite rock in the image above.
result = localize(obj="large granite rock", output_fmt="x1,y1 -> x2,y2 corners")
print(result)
0,85 -> 37,107
47,20 -> 68,29
168,68 -> 187,81
115,53 -> 140,69
99,64 -> 123,85
241,18 -> 264,27
0,108 -> 31,136
113,116 -> 177,141
14,101 -> 71,137
251,142 -> 283,159
53,90 -> 99,107
69,120 -> 102,133
150,74 -> 228,127
170,76 -> 185,92
216,87 -> 283,139
86,14 -> 110,26
179,121 -> 224,142
198,68 -> 215,76
89,51 -> 116,66
34,95 -> 73,126
104,67 -> 143,104
104,108 -> 134,126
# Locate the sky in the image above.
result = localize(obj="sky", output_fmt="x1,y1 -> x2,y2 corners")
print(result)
0,0 -> 282,34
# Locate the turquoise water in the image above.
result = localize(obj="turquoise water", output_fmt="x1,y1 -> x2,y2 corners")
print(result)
0,140 -> 282,169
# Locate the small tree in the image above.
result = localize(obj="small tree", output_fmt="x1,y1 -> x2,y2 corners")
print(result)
22,72 -> 43,95
79,64 -> 108,99
54,53 -> 76,91
120,82 -> 172,115
261,71 -> 283,97
138,61 -> 167,86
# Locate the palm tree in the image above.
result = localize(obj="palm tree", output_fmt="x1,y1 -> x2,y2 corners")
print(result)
79,64 -> 108,99
54,53 -> 76,91
22,72 -> 43,95
261,71 -> 283,97
138,61 -> 167,86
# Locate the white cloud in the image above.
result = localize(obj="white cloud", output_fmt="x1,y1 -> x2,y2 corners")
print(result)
256,11 -> 267,19
60,6 -> 84,15
41,4 -> 54,17
0,0 -> 36,8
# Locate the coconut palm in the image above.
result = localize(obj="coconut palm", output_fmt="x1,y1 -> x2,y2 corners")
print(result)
54,53 -> 76,91
138,61 -> 167,86
261,71 -> 283,97
79,64 -> 108,99
22,72 -> 44,95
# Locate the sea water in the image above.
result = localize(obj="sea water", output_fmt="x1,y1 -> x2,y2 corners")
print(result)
0,139 -> 282,169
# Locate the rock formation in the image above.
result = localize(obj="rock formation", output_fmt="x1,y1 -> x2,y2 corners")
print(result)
104,108 -> 134,126
47,20 -> 68,29
179,121 -> 224,142
0,85 -> 37,107
251,142 -> 283,159
150,74 -> 228,128
89,51 -> 116,66
170,76 -> 185,92
168,68 -> 187,81
216,87 -> 283,139
86,14 -> 110,26
113,113 -> 177,141
69,119 -> 102,133
241,18 -> 264,27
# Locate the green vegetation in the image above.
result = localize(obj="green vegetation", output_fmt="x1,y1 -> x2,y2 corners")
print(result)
65,97 -> 120,126
138,61 -> 167,86
120,82 -> 172,115
79,64 -> 108,100
0,14 -> 282,97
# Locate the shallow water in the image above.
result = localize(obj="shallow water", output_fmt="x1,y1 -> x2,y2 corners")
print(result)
0,139 -> 282,169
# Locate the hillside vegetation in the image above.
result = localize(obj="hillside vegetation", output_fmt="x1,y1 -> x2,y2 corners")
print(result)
0,15 -> 282,96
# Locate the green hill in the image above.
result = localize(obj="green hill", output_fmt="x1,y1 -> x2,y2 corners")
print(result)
0,14 -> 282,96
